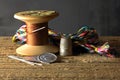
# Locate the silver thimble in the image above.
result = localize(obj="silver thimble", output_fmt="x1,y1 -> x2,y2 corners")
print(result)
60,36 -> 72,56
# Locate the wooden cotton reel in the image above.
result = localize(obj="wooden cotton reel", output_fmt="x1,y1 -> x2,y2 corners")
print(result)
14,10 -> 59,56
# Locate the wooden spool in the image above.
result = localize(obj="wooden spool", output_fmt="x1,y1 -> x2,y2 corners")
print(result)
14,10 -> 59,56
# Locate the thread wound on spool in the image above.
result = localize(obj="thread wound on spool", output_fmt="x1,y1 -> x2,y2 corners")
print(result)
26,22 -> 48,45
32,27 -> 45,33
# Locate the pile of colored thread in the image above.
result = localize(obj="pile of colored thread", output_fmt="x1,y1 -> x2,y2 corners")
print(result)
81,42 -> 114,58
12,25 -> 27,44
70,26 -> 99,45
12,25 -> 115,58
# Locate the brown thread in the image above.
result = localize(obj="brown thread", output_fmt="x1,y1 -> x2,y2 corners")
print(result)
32,27 -> 45,33
26,22 -> 48,45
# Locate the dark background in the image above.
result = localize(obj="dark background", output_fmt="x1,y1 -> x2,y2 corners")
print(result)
0,0 -> 120,36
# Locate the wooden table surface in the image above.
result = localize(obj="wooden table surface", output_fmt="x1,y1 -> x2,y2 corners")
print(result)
0,36 -> 120,80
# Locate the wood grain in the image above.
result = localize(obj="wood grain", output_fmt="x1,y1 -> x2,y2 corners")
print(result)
0,36 -> 120,80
